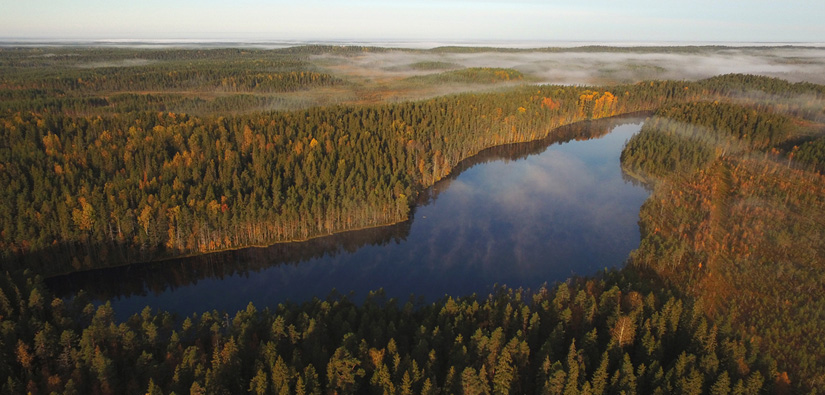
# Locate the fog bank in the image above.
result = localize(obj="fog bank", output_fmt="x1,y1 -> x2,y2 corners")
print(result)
314,46 -> 825,86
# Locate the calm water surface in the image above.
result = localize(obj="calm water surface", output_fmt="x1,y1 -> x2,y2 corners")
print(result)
48,116 -> 650,320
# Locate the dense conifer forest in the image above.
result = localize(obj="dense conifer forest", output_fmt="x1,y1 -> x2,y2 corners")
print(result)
1,46 -> 825,393
0,269 -> 778,394
0,73 -> 686,274
621,90 -> 825,391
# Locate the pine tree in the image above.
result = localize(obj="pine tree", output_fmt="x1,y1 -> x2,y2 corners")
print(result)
710,371 -> 731,395
589,352 -> 610,395
492,349 -> 515,395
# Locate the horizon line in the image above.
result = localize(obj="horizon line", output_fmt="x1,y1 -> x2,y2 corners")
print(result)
2,39 -> 825,51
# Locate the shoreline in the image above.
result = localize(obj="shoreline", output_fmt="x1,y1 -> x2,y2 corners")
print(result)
44,111 -> 652,280
42,218 -> 412,279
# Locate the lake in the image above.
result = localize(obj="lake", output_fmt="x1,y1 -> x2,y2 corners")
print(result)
46,115 -> 651,320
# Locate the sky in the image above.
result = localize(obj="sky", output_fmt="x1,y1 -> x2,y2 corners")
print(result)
1,0 -> 823,44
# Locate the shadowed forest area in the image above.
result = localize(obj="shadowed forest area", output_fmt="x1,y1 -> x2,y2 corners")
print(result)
1,45 -> 825,393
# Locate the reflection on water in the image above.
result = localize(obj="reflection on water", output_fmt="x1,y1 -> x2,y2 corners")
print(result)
47,115 -> 651,320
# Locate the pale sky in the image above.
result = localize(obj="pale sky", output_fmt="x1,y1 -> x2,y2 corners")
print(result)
1,0 -> 823,43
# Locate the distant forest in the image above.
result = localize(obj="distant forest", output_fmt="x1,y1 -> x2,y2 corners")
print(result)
1,47 -> 825,393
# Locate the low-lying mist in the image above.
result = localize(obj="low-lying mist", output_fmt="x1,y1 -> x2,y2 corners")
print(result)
8,44 -> 823,113
312,46 -> 825,86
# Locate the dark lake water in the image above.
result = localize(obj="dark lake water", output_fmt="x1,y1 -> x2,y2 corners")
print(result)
47,115 -> 650,320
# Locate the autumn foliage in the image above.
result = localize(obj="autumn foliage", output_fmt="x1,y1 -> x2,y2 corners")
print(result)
623,99 -> 825,392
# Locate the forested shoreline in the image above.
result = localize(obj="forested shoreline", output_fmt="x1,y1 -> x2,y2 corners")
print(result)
2,46 -> 825,393
621,92 -> 825,391
1,79 -> 691,275
2,267 -> 781,395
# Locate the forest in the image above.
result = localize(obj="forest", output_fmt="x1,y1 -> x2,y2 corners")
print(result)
0,75 -> 687,275
1,269 -> 778,395
621,91 -> 825,391
1,45 -> 825,393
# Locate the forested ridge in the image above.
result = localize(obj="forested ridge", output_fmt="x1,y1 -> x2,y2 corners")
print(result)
2,46 -> 825,393
402,68 -> 524,85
